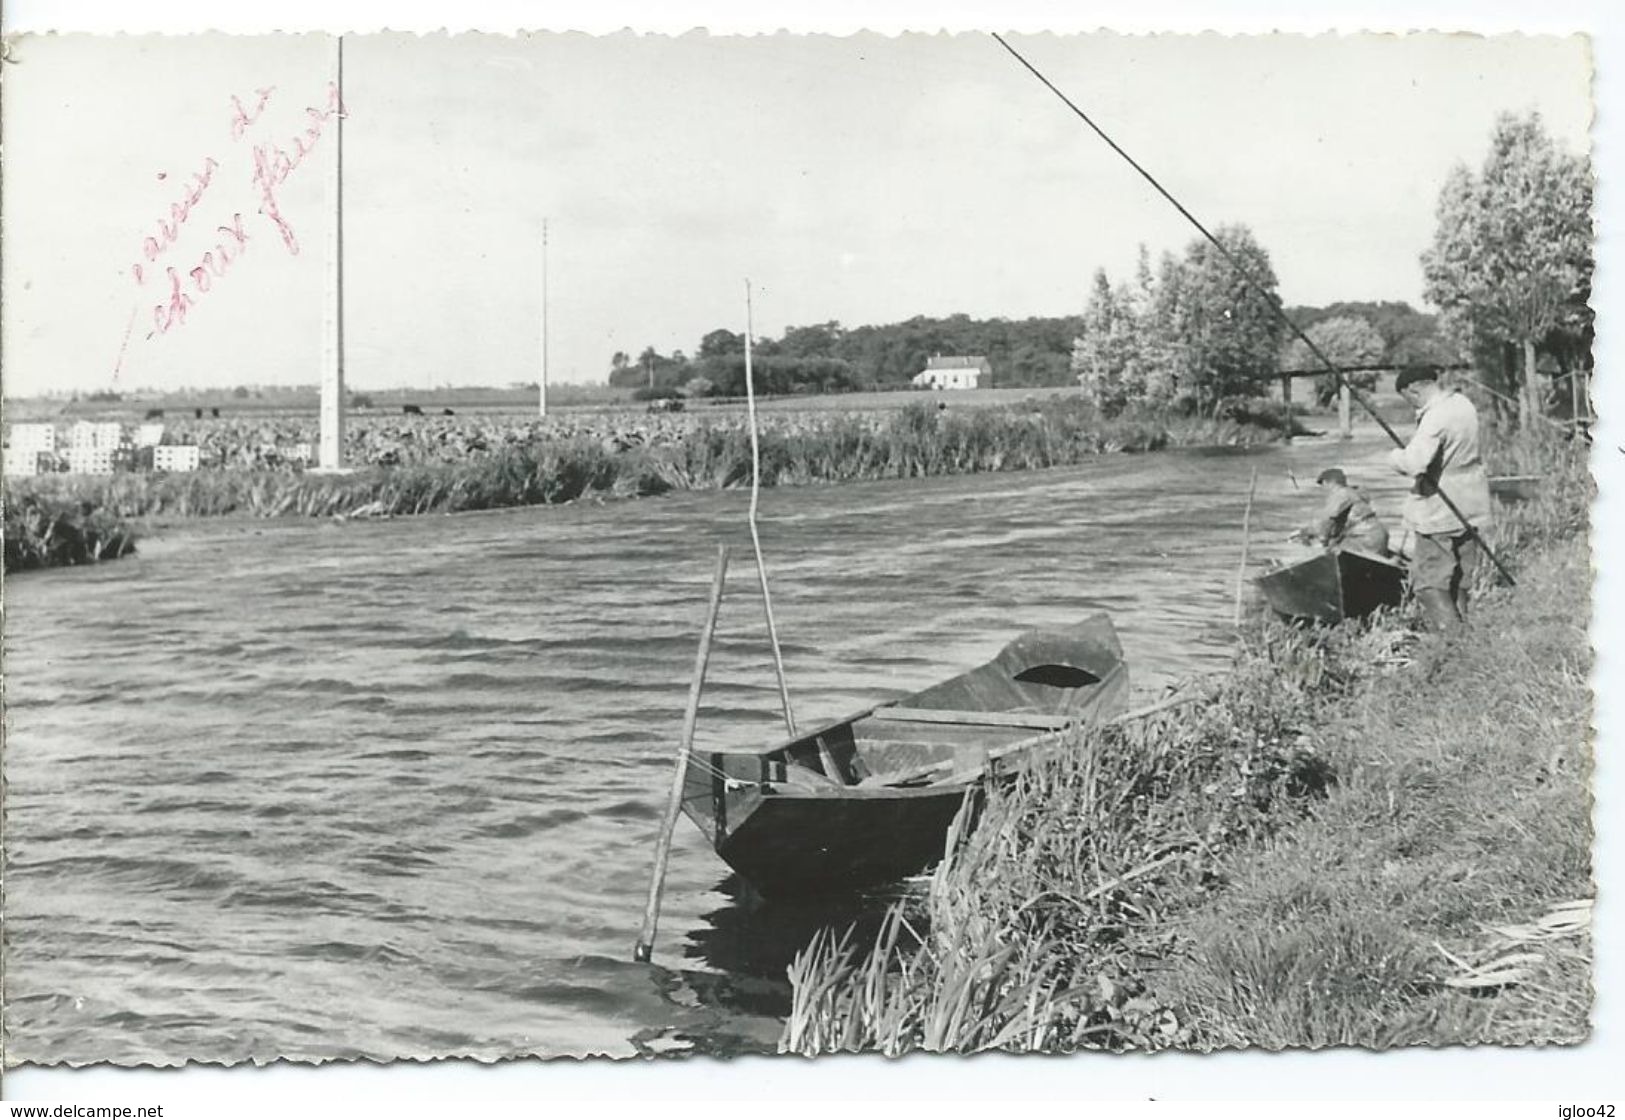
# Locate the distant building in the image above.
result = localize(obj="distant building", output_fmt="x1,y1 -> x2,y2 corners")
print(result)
911,355 -> 991,391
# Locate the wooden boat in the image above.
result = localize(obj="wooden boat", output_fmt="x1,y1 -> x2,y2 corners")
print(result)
680,613 -> 1129,899
1255,548 -> 1406,624
1489,474 -> 1543,504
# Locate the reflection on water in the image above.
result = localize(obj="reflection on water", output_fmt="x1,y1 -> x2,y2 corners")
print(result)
685,874 -> 903,984
3,430 -> 1409,1063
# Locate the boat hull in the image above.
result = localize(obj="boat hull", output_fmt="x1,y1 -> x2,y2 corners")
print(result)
718,784 -> 975,898
1489,475 -> 1543,504
680,613 -> 1128,898
1255,549 -> 1406,624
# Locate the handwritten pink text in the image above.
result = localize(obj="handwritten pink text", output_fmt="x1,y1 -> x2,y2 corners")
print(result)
129,156 -> 221,285
119,78 -> 345,353
229,86 -> 277,140
151,214 -> 251,335
252,82 -> 344,256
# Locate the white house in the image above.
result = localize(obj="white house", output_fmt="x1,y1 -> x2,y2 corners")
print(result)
911,355 -> 991,391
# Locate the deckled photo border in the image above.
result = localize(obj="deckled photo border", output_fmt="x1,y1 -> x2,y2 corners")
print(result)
0,0 -> 1616,1106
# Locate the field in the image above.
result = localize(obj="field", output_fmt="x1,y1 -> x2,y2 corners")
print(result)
2,383 -> 1085,424
1,382 -> 622,422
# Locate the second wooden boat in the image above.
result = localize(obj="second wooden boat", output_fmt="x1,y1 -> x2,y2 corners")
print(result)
1489,474 -> 1543,504
1255,548 -> 1406,625
681,613 -> 1129,899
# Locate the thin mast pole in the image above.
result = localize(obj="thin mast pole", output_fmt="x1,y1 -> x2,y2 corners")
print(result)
539,217 -> 549,418
745,280 -> 797,737
990,33 -> 1515,587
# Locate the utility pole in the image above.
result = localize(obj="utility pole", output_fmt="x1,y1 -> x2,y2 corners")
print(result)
318,33 -> 347,471
538,218 -> 549,418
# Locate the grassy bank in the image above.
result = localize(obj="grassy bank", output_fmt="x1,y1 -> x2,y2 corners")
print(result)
783,436 -> 1592,1054
3,400 -> 1276,571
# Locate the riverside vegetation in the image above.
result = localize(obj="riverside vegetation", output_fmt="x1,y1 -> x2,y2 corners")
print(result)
781,425 -> 1592,1054
2,398 -> 1280,572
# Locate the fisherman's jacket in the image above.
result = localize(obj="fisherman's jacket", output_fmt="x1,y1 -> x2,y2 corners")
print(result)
1312,484 -> 1387,550
1387,388 -> 1493,535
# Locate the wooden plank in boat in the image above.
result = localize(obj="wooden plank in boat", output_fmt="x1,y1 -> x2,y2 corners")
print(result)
707,706 -> 880,756
913,689 -> 1213,789
867,707 -> 1076,731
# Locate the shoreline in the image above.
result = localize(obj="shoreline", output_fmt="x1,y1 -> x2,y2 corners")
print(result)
3,403 -> 1287,572
782,434 -> 1593,1054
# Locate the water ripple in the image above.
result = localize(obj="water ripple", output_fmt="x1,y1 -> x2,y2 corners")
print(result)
3,433 -> 1398,1064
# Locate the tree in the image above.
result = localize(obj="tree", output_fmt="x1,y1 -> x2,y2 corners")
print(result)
609,347 -> 690,389
1071,269 -> 1145,414
607,350 -> 640,388
699,354 -> 860,396
1284,300 -> 1451,366
779,321 -> 844,359
697,329 -> 743,359
1279,315 -> 1387,405
1421,111 -> 1593,425
1166,224 -> 1284,412
1140,250 -> 1187,405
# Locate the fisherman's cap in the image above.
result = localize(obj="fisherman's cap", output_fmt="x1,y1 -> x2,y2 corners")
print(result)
1394,365 -> 1441,393
1316,468 -> 1347,486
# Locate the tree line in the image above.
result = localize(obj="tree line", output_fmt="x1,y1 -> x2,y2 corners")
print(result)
606,314 -> 1085,398
1074,110 -> 1591,423
607,111 -> 1591,424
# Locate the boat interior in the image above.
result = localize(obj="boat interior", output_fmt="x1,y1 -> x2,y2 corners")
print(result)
689,620 -> 1129,803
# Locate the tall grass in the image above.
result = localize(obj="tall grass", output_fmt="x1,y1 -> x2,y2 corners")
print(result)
783,430 -> 1594,1054
1478,421 -> 1593,578
783,639 -> 1353,1054
1166,535 -> 1592,1049
2,492 -> 139,572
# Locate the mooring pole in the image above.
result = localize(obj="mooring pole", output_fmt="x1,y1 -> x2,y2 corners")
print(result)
634,544 -> 731,964
539,217 -> 549,418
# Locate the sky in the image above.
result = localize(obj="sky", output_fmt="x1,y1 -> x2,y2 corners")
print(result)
0,28 -> 1594,396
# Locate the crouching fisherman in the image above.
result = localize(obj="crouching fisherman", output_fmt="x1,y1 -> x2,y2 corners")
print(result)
1291,467 -> 1389,556
1387,365 -> 1493,631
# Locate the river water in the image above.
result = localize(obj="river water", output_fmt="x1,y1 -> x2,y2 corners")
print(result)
3,429 -> 1408,1065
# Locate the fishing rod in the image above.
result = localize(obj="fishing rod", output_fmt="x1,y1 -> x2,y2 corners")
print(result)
990,33 -> 1516,588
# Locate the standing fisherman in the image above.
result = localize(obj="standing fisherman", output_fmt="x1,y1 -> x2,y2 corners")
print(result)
1388,366 -> 1493,631
1291,467 -> 1390,555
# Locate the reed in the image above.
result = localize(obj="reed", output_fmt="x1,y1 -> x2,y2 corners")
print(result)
4,399 -> 1280,571
2,492 -> 139,571
783,434 -> 1593,1054
783,644 -> 1341,1055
